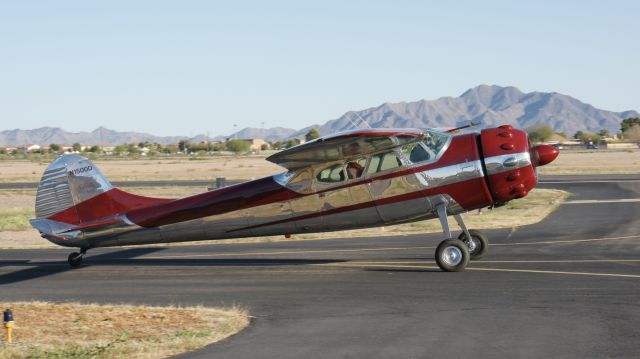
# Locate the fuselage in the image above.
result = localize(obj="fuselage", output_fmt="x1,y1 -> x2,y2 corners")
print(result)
31,126 -> 556,249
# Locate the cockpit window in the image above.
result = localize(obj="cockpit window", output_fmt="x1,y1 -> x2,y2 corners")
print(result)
422,130 -> 450,155
401,143 -> 431,164
367,151 -> 402,174
316,163 -> 345,183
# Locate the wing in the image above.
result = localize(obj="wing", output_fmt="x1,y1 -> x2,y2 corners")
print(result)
266,128 -> 425,170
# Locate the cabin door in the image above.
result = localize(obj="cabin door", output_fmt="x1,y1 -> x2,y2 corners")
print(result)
366,150 -> 430,224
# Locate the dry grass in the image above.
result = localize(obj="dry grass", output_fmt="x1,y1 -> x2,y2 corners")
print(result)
0,208 -> 33,231
538,149 -> 640,175
0,188 -> 567,249
0,301 -> 249,359
0,157 -> 282,183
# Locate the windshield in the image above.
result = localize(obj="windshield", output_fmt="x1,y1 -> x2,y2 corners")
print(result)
422,130 -> 450,155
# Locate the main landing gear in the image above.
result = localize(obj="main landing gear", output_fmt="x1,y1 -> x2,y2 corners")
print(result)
67,248 -> 88,268
434,204 -> 489,272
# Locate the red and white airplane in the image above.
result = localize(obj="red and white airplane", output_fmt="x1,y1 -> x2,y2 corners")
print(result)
30,125 -> 558,271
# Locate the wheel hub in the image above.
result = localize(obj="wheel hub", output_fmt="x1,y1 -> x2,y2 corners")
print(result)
465,236 -> 480,254
441,246 -> 463,266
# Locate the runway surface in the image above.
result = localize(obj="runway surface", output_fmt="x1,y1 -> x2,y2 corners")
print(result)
1,175 -> 640,358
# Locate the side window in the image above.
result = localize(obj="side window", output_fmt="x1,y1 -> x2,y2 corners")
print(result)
345,157 -> 367,180
316,164 -> 345,183
367,151 -> 402,174
401,143 -> 431,164
423,130 -> 450,155
287,169 -> 313,193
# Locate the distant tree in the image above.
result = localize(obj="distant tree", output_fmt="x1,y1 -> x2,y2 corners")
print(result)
624,125 -> 640,143
211,142 -> 226,151
270,141 -> 283,150
87,145 -> 101,153
178,140 -> 190,153
527,125 -> 553,143
72,142 -> 82,152
573,131 -> 584,140
0,149 -> 6,155
163,144 -> 179,154
575,131 -> 601,144
261,143 -> 270,151
113,145 -> 128,155
127,144 -> 138,155
305,128 -> 320,142
598,129 -> 610,138
285,139 -> 300,148
49,143 -> 61,153
226,140 -> 250,154
621,118 -> 640,134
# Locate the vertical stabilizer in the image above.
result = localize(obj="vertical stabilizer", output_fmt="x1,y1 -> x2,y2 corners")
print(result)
35,154 -> 113,219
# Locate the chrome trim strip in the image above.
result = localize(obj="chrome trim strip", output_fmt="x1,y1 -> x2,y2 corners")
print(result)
484,152 -> 531,176
419,160 -> 484,189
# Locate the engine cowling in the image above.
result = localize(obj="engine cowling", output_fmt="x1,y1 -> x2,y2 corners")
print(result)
480,125 -> 558,204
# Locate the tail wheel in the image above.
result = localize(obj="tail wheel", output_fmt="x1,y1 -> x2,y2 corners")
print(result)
458,229 -> 488,259
68,252 -> 83,267
435,239 -> 470,272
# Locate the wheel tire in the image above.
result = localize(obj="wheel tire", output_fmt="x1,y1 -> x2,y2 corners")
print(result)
435,239 -> 470,272
458,229 -> 488,259
68,252 -> 83,268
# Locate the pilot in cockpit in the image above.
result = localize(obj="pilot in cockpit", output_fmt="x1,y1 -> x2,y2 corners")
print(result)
346,161 -> 364,179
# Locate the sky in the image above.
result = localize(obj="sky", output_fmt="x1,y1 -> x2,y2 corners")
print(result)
1,1 -> 639,137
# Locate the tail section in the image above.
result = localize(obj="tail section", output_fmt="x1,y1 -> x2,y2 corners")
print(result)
35,154 -> 113,220
31,155 -> 171,242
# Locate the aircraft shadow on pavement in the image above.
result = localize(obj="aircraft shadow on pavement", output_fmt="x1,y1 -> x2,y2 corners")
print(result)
0,248 -> 165,286
0,247 -> 344,286
99,258 -> 344,267
364,268 -> 441,273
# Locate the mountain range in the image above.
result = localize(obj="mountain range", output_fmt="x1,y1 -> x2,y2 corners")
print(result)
1,85 -> 637,146
291,85 -> 638,138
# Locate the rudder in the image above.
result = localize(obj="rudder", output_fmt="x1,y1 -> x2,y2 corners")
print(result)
35,154 -> 114,222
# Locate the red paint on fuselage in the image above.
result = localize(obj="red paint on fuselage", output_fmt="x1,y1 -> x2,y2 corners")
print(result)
126,177 -> 304,228
48,188 -> 172,224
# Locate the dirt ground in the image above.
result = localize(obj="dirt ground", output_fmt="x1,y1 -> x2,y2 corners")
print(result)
0,150 -> 638,183
537,149 -> 640,174
0,156 -> 283,183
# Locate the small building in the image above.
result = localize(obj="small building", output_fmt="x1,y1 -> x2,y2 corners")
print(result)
26,144 -> 41,152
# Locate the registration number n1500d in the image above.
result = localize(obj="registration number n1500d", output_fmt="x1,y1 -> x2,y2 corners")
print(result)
71,165 -> 93,175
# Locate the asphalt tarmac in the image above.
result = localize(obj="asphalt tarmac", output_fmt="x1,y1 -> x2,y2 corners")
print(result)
1,175 -> 639,358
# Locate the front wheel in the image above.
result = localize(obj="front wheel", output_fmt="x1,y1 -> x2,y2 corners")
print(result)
458,229 -> 488,259
68,252 -> 83,268
435,239 -> 470,272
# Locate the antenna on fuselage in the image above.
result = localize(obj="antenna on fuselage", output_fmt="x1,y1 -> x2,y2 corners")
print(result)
445,119 -> 483,133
